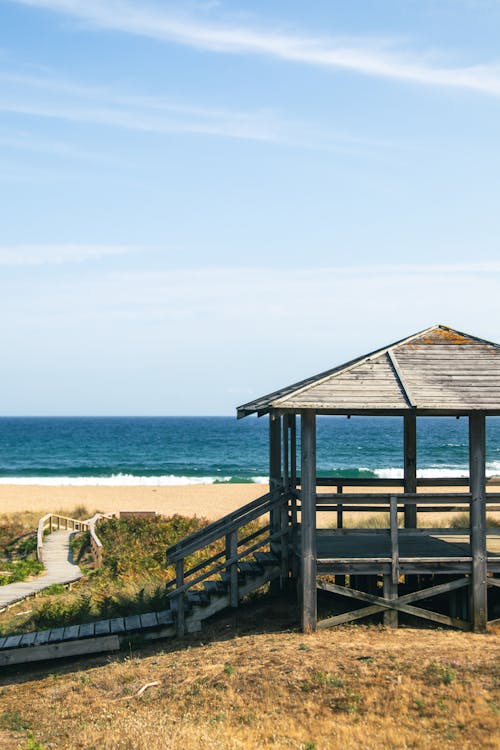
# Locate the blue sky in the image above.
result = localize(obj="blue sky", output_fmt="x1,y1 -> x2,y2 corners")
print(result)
1,0 -> 499,415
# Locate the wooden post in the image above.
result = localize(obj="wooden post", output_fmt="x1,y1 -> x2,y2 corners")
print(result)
384,496 -> 399,627
301,410 -> 317,633
336,487 -> 345,587
269,413 -> 282,594
404,413 -> 417,528
175,560 -> 185,637
288,414 -> 298,581
282,414 -> 289,490
469,413 -> 487,632
290,414 -> 297,490
226,531 -> 238,608
280,415 -> 290,581
336,486 -> 343,529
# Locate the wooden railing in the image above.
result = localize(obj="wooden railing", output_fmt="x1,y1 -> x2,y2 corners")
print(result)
37,512 -> 114,568
165,489 -> 293,636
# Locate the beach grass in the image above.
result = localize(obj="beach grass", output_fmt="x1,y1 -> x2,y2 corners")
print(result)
0,598 -> 498,750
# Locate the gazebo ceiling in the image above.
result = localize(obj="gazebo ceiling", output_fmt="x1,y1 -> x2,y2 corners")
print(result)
237,325 -> 500,418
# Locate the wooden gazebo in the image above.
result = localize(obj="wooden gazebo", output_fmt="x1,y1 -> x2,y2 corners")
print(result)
237,324 -> 500,633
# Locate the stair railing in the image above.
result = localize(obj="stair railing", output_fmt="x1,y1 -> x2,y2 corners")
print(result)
165,488 -> 294,635
37,512 -> 114,568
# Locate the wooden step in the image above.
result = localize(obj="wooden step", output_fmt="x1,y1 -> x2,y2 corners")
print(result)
187,590 -> 210,607
220,571 -> 244,585
253,551 -> 280,566
203,580 -> 227,596
238,561 -> 263,576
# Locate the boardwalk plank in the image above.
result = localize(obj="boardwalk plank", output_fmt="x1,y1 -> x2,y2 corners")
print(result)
124,614 -> 142,631
49,628 -> 65,643
63,625 -> 80,641
4,635 -> 23,649
33,630 -> 51,646
140,612 -> 159,629
20,632 -> 37,647
94,620 -> 111,636
156,610 -> 174,626
109,617 -> 125,634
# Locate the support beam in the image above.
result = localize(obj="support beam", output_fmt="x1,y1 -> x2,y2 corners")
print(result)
269,413 -> 281,493
404,413 -> 417,528
269,413 -> 282,594
301,411 -> 317,633
290,415 -> 297,490
469,413 -> 487,632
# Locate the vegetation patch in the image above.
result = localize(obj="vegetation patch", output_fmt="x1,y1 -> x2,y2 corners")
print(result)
0,513 -> 44,586
0,614 -> 498,750
0,512 -> 246,634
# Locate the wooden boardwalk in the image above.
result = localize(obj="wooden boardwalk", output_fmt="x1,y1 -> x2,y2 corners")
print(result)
0,530 -> 82,610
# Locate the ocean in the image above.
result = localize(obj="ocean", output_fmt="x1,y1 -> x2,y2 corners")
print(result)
0,416 -> 498,485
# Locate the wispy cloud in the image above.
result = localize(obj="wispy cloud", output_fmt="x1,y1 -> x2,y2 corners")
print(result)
10,0 -> 500,96
0,70 -> 389,153
0,244 -> 133,265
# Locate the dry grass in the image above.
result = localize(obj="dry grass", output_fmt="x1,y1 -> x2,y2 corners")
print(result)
0,599 -> 499,750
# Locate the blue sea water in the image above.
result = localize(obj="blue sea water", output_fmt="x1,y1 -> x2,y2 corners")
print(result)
0,416 -> 498,485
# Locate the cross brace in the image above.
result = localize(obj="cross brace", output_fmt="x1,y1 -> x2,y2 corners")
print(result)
318,578 -> 470,631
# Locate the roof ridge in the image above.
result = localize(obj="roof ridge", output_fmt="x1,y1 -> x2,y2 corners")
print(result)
273,326 -> 438,408
236,324 -> 500,418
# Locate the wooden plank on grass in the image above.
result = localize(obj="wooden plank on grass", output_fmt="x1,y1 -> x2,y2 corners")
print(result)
124,614 -> 142,632
48,628 -> 65,643
94,620 -> 111,636
156,610 -> 174,626
3,635 -> 22,649
19,632 -> 37,647
109,617 -> 125,634
78,622 -> 95,639
0,635 -> 120,667
140,612 -> 159,629
33,630 -> 51,646
62,625 -> 80,641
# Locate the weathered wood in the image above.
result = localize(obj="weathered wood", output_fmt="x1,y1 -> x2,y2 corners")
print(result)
390,496 -> 399,585
140,612 -> 159,629
237,326 -> 500,418
0,635 -> 120,667
301,410 -> 317,633
318,581 -> 470,630
384,574 -> 398,627
19,632 -> 37,647
469,413 -> 488,632
290,414 -> 297,489
32,629 -> 51,646
404,412 -> 417,528
109,617 -> 126,634
226,530 -> 239,608
62,625 -> 80,641
175,560 -> 185,636
77,622 -> 95,639
94,620 -> 111,636
124,614 -> 142,631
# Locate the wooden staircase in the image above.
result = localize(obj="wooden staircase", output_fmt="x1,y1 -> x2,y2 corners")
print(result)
0,489 -> 294,667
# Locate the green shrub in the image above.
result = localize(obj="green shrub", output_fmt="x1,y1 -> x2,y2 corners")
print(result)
32,594 -> 92,629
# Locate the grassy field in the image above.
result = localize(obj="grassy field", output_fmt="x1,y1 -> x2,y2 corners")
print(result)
0,596 -> 498,750
1,510 -> 499,749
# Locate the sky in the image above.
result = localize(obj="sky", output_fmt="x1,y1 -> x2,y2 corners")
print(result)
1,0 -> 499,415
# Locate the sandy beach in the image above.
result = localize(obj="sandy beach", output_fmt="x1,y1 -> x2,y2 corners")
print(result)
1,482 -> 493,528
0,483 -> 271,521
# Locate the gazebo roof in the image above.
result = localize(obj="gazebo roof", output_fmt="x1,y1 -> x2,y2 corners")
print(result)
237,325 -> 500,418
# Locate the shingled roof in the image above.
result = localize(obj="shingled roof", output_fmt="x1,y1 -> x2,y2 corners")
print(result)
237,325 -> 500,417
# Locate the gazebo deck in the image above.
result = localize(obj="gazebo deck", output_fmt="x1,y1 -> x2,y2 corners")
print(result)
294,529 -> 500,575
